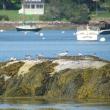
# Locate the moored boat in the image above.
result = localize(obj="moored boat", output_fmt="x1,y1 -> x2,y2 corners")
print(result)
16,25 -> 41,32
16,0 -> 44,32
99,21 -> 110,34
99,29 -> 110,35
76,25 -> 100,41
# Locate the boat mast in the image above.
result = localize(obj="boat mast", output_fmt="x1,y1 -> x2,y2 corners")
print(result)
22,0 -> 25,24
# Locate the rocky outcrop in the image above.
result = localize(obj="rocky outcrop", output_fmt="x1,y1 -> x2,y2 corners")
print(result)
0,56 -> 110,101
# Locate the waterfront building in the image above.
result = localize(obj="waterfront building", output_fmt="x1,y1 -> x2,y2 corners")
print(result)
19,0 -> 44,15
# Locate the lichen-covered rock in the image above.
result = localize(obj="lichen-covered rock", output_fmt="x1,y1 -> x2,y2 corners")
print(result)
3,61 -> 57,97
0,76 -> 5,95
77,64 -> 110,99
0,61 -> 24,76
0,56 -> 109,101
46,69 -> 84,98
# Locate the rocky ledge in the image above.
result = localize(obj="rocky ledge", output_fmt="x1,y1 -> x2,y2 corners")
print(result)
0,56 -> 110,101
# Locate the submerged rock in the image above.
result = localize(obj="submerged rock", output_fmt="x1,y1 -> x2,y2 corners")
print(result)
0,56 -> 109,101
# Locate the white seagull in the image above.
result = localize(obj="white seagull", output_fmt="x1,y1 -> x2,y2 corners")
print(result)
58,51 -> 68,57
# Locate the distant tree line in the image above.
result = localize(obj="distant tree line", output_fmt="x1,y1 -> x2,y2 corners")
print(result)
41,0 -> 91,23
42,0 -> 110,23
0,0 -> 110,23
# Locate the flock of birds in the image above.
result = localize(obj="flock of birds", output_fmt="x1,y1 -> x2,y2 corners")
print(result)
9,51 -> 69,61
0,29 -> 108,61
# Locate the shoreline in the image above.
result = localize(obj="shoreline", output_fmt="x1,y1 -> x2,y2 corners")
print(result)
0,21 -> 101,30
0,21 -> 76,30
0,96 -> 110,104
0,55 -> 110,63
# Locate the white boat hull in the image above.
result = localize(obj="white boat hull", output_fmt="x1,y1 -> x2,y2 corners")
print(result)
76,34 -> 98,41
76,29 -> 99,41
76,25 -> 110,41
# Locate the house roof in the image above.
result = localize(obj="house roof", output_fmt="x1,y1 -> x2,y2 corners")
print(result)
24,0 -> 44,3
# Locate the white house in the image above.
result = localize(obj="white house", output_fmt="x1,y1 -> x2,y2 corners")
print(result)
19,0 -> 44,15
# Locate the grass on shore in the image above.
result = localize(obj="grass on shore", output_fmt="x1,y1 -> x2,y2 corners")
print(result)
0,10 -> 39,21
90,11 -> 110,21
1,10 -> 110,22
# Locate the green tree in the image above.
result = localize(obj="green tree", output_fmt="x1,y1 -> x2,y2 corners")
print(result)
0,0 -> 20,9
41,0 -> 90,23
103,0 -> 110,11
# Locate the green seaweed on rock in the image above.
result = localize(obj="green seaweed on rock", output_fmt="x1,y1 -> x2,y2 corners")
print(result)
0,58 -> 109,101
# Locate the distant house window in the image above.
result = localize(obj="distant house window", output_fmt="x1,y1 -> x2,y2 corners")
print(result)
24,4 -> 30,8
31,4 -> 35,9
36,5 -> 39,8
39,5 -> 43,8
36,4 -> 43,8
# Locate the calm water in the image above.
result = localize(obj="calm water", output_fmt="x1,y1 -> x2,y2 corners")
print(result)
0,30 -> 110,61
0,98 -> 110,110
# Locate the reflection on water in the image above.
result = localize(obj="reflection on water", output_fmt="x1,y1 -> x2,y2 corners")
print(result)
0,98 -> 110,110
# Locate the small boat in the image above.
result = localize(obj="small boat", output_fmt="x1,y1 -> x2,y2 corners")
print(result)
16,25 -> 41,32
99,21 -> 110,34
16,0 -> 44,32
99,29 -> 110,35
76,25 -> 99,41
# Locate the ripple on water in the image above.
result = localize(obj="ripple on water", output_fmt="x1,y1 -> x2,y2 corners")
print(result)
0,103 -> 110,110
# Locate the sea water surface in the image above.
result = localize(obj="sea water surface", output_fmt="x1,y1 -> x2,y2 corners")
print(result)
0,30 -> 110,61
0,98 -> 110,110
